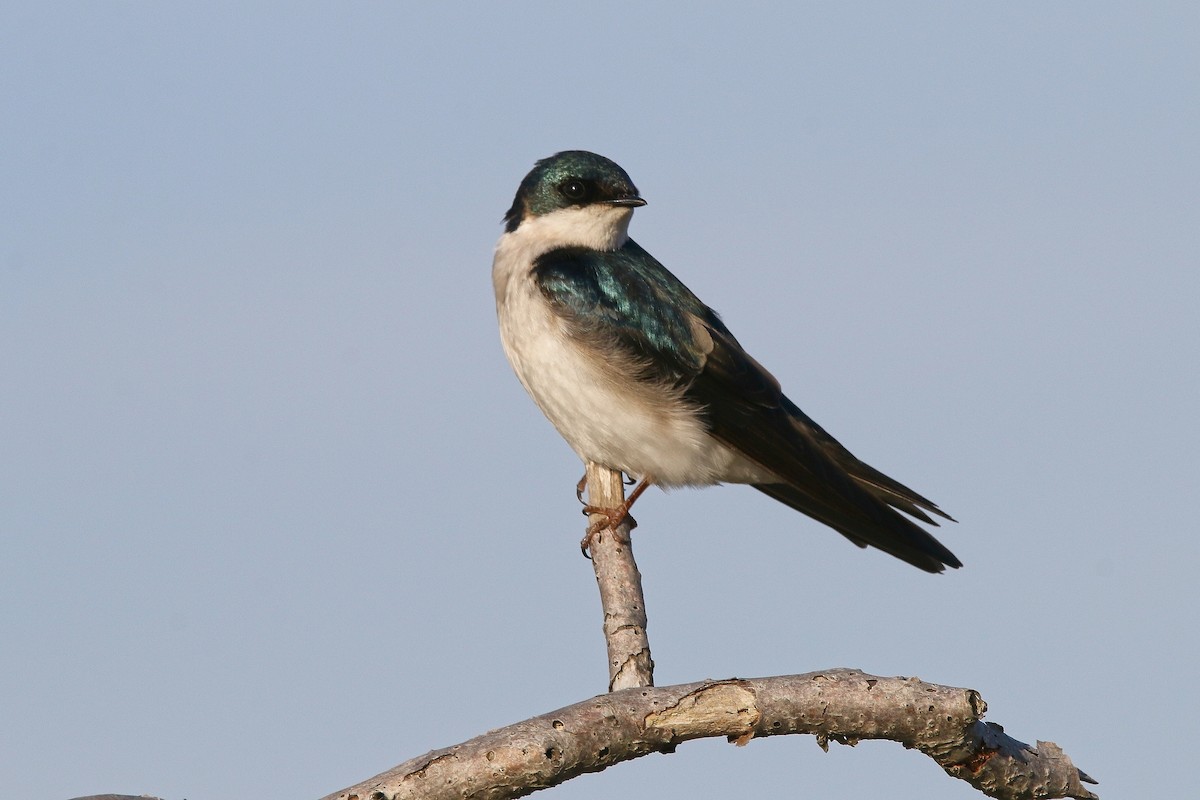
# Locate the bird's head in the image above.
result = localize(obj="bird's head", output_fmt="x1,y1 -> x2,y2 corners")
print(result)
503,150 -> 646,251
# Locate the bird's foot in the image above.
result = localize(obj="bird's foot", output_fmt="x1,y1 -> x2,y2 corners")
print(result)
579,504 -> 636,558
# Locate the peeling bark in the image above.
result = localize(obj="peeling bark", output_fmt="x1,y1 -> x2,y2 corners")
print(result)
319,670 -> 1097,800
316,470 -> 1098,799
583,462 -> 653,690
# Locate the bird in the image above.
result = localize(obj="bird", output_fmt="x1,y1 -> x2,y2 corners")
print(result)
492,150 -> 961,573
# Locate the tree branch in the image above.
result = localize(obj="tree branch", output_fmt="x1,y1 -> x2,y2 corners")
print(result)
318,669 -> 1097,800
318,466 -> 1097,799
583,462 -> 653,690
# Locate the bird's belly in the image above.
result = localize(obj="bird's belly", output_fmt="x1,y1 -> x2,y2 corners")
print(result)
497,281 -> 771,487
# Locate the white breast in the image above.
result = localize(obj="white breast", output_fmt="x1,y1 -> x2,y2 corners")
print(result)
491,210 -> 773,487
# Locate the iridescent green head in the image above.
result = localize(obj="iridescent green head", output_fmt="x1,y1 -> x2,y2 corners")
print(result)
504,151 -> 646,232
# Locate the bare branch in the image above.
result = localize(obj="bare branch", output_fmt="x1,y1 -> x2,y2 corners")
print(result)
316,470 -> 1096,799
319,669 -> 1097,800
583,462 -> 653,690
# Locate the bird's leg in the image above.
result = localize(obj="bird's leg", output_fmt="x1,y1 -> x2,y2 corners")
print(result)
576,471 -> 638,504
580,477 -> 652,556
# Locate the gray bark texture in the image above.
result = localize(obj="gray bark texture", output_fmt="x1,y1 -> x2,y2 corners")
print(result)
73,469 -> 1099,800
582,461 -> 654,690
319,465 -> 1096,800
319,670 -> 1097,800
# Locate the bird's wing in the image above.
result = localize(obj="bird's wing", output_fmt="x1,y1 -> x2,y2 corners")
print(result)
532,241 -> 715,383
695,323 -> 960,572
533,240 -> 959,572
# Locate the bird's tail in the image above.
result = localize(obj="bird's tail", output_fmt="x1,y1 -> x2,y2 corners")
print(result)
753,479 -> 962,573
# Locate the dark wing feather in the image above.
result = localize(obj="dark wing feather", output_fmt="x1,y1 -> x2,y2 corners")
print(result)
533,240 -> 960,573
533,240 -> 713,382
694,324 -> 960,572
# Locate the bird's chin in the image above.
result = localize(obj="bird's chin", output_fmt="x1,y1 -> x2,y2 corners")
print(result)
603,209 -> 635,249
581,205 -> 634,252
515,204 -> 634,254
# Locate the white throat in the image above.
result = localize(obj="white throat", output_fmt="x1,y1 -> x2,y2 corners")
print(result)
492,203 -> 635,310
506,204 -> 634,258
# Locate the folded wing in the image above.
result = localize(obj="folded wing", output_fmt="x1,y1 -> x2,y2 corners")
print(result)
533,240 -> 960,572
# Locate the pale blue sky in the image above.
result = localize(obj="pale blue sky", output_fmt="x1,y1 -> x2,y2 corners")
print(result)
2,4 -> 1196,799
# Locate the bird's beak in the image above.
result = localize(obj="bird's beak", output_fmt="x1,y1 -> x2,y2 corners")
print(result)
607,195 -> 647,208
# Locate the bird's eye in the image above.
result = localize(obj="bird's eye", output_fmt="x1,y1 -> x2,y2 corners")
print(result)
560,179 -> 590,202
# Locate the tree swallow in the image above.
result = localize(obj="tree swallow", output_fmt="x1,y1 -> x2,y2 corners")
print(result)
492,150 -> 960,573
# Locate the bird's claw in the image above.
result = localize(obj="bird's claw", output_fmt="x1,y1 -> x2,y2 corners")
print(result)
579,504 -> 636,558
